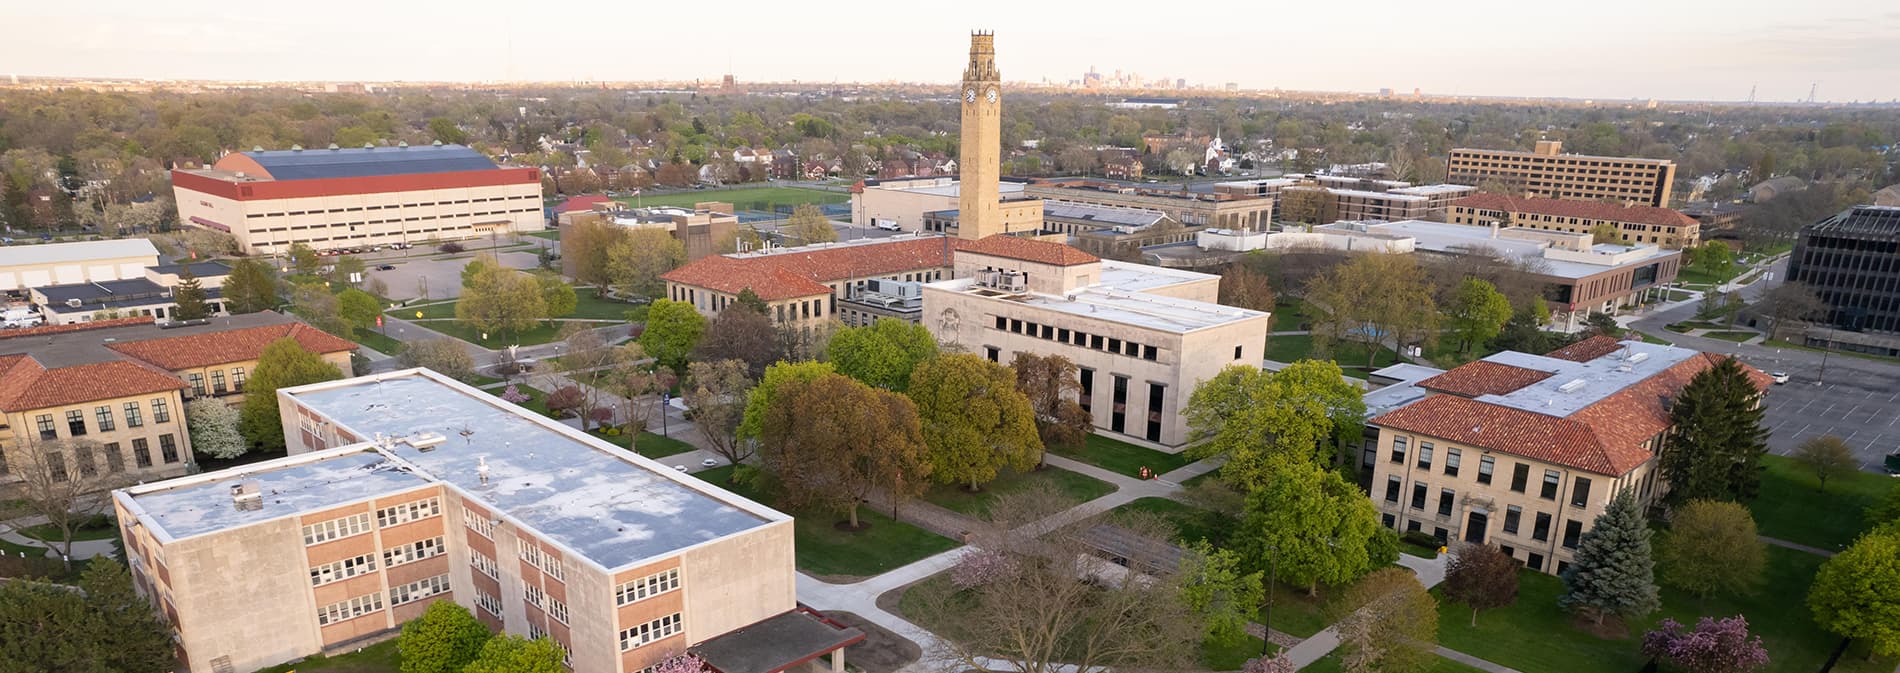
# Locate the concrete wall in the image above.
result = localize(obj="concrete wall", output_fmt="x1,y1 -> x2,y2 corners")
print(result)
165,516 -> 323,673
0,254 -> 158,292
852,184 -> 958,233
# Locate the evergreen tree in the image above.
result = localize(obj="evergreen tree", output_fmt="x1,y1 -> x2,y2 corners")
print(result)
223,258 -> 280,314
172,265 -> 210,320
1661,358 -> 1769,505
1560,490 -> 1660,625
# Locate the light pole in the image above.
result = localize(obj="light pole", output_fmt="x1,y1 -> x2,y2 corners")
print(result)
1816,327 -> 1832,385
1261,544 -> 1278,656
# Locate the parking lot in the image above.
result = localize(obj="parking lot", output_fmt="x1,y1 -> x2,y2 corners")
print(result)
1750,352 -> 1900,471
366,249 -> 543,301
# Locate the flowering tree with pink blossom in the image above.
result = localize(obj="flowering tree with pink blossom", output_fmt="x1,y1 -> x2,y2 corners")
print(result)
499,385 -> 531,405
1242,653 -> 1295,673
949,548 -> 1020,589
650,652 -> 706,673
1641,616 -> 1770,673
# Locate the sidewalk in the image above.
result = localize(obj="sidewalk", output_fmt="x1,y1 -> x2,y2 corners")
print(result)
0,516 -> 119,561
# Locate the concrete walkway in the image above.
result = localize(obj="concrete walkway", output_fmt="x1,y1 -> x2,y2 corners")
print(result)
1761,535 -> 1837,558
0,516 -> 119,561
1283,552 -> 1449,669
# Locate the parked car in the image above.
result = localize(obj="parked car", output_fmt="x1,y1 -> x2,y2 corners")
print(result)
1886,451 -> 1900,476
1771,371 -> 1790,384
376,264 -> 395,271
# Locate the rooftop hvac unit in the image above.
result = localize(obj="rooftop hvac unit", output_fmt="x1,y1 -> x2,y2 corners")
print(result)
974,269 -> 1002,288
65,298 -> 83,308
999,271 -> 1027,293
1626,352 -> 1649,364
408,431 -> 447,452
231,480 -> 264,512
1558,379 -> 1588,393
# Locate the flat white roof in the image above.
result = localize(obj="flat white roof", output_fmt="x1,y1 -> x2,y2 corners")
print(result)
1095,260 -> 1217,293
866,180 -> 1026,199
1476,342 -> 1698,417
1362,220 -> 1677,279
121,448 -> 433,543
0,238 -> 159,267
928,274 -> 1265,334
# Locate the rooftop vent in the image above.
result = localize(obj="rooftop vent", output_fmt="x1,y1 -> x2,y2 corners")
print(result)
363,142 -> 375,149
251,145 -> 263,152
1558,378 -> 1588,393
477,456 -> 491,485
231,480 -> 264,511
409,431 -> 446,452
1627,352 -> 1649,364
432,140 -> 443,146
398,141 -> 409,148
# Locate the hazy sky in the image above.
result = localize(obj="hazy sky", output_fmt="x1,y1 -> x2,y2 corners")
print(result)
4,0 -> 1897,102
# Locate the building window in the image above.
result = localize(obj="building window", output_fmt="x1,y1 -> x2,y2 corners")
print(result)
95,406 -> 116,432
619,614 -> 683,651
1410,482 -> 1428,509
66,410 -> 87,437
123,402 -> 143,428
132,438 -> 152,468
187,373 -> 205,397
1562,520 -> 1583,549
1477,456 -> 1494,484
377,497 -> 442,528
548,597 -> 570,625
310,553 -> 378,586
985,346 -> 999,362
476,591 -> 503,616
524,584 -> 546,609
211,371 -> 227,395
463,507 -> 495,538
36,414 -> 57,440
232,367 -> 246,392
151,398 -> 170,423
1110,375 -> 1128,433
1145,383 -> 1164,442
1541,470 -> 1561,500
1390,436 -> 1409,463
43,452 -> 68,482
1078,368 -> 1093,413
1438,489 -> 1455,516
1571,477 -> 1593,508
302,513 -> 373,546
1417,443 -> 1434,469
1510,463 -> 1529,493
390,574 -> 451,606
1384,476 -> 1401,502
316,593 -> 384,625
1445,448 -> 1461,477
101,443 -> 123,474
520,544 -> 566,581
384,536 -> 446,567
1233,345 -> 1243,360
615,568 -> 682,606
74,445 -> 97,477
159,434 -> 178,463
1532,512 -> 1552,542
1503,506 -> 1522,534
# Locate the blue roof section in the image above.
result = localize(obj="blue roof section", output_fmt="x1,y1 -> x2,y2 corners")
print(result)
246,145 -> 500,180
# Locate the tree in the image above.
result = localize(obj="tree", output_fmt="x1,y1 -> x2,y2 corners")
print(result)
1306,253 -> 1437,369
462,634 -> 566,673
185,400 -> 246,460
1278,188 -> 1337,225
1589,222 -> 1627,244
1757,282 -> 1827,339
1446,278 -> 1513,356
544,385 -> 586,419
1011,352 -> 1092,450
1243,654 -> 1297,673
552,326 -> 630,430
1659,500 -> 1765,601
0,562 -> 175,673
5,440 -> 129,570
692,304 -> 781,380
1642,616 -> 1770,673
684,359 -> 757,467
639,299 -> 707,374
1868,484 -> 1900,532
460,254 -> 494,288
1442,543 -> 1520,626
1808,528 -> 1900,658
783,203 -> 837,245
336,288 -> 379,333
223,258 -> 279,314
907,354 -> 1042,491
1793,434 -> 1856,492
397,338 -> 478,382
290,283 -> 348,336
739,360 -> 837,445
1185,361 -> 1365,489
1219,263 -> 1276,312
536,271 -> 577,319
427,117 -> 468,145
828,318 -> 939,392
1560,490 -> 1660,625
1179,541 -> 1265,648
1331,567 -> 1439,673
1690,243 -> 1736,278
327,254 -> 366,288
1586,311 -> 1622,337
398,600 -> 491,673
759,373 -> 930,528
1234,457 -> 1386,595
172,265 -> 210,320
240,337 -> 345,450
1661,357 -> 1769,505
287,242 -> 322,275
456,264 -> 548,340
734,288 -> 769,314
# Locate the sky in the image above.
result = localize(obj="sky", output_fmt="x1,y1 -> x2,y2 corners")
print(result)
3,0 -> 1898,103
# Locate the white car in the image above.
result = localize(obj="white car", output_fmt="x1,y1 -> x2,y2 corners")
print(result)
1771,372 -> 1790,385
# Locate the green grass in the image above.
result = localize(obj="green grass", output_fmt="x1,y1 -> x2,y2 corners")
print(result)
1676,263 -> 1745,286
1629,331 -> 1672,345
583,429 -> 698,460
16,521 -> 118,542
1433,546 -> 1892,673
490,384 -> 552,417
1051,434 -> 1191,478
693,466 -> 959,578
409,318 -> 577,348
1752,454 -> 1893,551
614,186 -> 847,211
1762,338 -> 1900,364
1112,497 -> 1238,548
350,327 -> 403,356
1401,541 -> 1442,559
1271,297 -> 1309,332
1200,635 -> 1272,671
1263,334 -> 1403,378
1300,652 -> 1488,673
1703,330 -> 1759,342
401,288 -> 631,324
250,637 -> 400,673
1257,580 -> 1342,639
526,230 -> 562,240
0,537 -> 46,557
923,465 -> 1116,516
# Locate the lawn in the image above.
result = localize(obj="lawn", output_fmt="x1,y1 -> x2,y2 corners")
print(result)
693,466 -> 959,578
923,465 -> 1116,516
1112,497 -> 1237,548
409,318 -> 585,349
1751,454 -> 1893,551
587,428 -> 699,460
1271,297 -> 1309,332
615,186 -> 847,211
1300,652 -> 1488,673
1264,334 -> 1403,378
0,537 -> 46,557
350,327 -> 403,356
401,288 -> 634,324
1676,263 -> 1745,287
1257,580 -> 1344,639
1703,330 -> 1759,342
1433,546 -> 1892,673
526,230 -> 562,240
1629,330 -> 1672,345
1050,434 -> 1191,478
251,637 -> 399,673
1200,635 -> 1272,671
489,384 -> 552,417
16,520 -> 118,542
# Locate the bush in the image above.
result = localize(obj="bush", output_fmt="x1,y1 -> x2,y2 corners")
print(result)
1401,531 -> 1442,548
439,241 -> 466,254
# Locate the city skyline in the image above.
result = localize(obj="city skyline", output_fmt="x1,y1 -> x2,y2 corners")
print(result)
3,0 -> 1898,102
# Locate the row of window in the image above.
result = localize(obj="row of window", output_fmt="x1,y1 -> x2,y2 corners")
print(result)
7,436 -> 179,481
317,592 -> 384,626
377,497 -> 442,528
252,206 -> 538,231
385,536 -> 446,567
303,513 -> 373,546
34,398 -> 170,440
389,574 -> 451,606
991,315 -> 1162,362
619,613 -> 683,651
254,222 -> 478,247
310,553 -> 376,586
1387,437 -> 1593,508
615,567 -> 680,606
245,194 -> 537,219
464,507 -> 496,538
184,368 -> 245,398
475,590 -> 504,616
520,544 -> 565,581
471,550 -> 499,579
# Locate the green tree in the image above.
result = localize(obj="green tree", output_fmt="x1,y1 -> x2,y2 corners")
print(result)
907,353 -> 1043,491
734,288 -> 769,313
1808,528 -> 1900,658
536,271 -> 577,319
287,242 -> 322,275
397,601 -> 491,673
1691,243 -> 1735,277
290,283 -> 348,336
456,263 -> 548,340
1868,484 -> 1900,532
759,373 -> 931,528
1234,457 -> 1385,595
0,563 -> 176,673
1331,567 -> 1440,673
460,255 -> 492,288
172,265 -> 210,320
1658,499 -> 1765,600
685,359 -> 758,466
77,561 -> 177,672
427,117 -> 468,145
463,635 -> 566,673
337,288 -> 380,333
1560,491 -> 1660,625
739,360 -> 837,442
239,337 -> 345,450
638,299 -> 707,373
223,258 -> 279,314
1306,253 -> 1438,369
1179,540 -> 1265,648
1661,358 -> 1769,505
827,318 -> 939,391
605,228 -> 685,298
1185,361 -> 1365,489
1589,222 -> 1627,244
1446,278 -> 1512,356
1793,434 -> 1857,493
784,203 -> 837,244
397,338 -> 478,382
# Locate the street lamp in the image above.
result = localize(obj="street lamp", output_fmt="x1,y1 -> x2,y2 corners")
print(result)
1261,544 -> 1278,656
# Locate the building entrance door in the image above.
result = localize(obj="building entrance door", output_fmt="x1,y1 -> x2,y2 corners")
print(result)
1464,511 -> 1488,544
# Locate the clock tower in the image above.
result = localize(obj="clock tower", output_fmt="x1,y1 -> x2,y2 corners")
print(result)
958,31 -> 1003,240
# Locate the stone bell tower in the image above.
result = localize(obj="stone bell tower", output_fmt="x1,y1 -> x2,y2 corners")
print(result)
958,31 -> 1003,240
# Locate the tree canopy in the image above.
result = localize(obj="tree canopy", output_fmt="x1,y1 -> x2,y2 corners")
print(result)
739,360 -> 837,441
1442,543 -> 1520,626
1445,278 -> 1512,356
1560,490 -> 1660,625
239,336 -> 345,450
1661,358 -> 1769,505
758,372 -> 930,528
1234,457 -> 1387,594
1185,361 -> 1365,488
222,258 -> 279,314
827,318 -> 939,392
398,601 -> 491,673
638,299 -> 707,373
1807,528 -> 1900,658
606,227 -> 686,298
456,261 -> 548,338
0,562 -> 175,673
1658,499 -> 1765,600
1011,352 -> 1092,450
907,354 -> 1043,491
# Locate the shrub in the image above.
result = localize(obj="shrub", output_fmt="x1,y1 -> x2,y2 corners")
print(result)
1401,531 -> 1441,548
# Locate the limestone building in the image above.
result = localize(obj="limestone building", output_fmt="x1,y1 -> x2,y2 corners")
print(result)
1445,140 -> 1677,207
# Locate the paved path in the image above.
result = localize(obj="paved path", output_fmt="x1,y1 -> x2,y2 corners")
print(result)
1761,535 -> 1837,558
1284,553 -> 1448,669
1437,647 -> 1525,673
0,516 -> 119,561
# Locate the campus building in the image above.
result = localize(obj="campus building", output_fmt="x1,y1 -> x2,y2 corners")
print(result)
1445,140 -> 1677,207
112,368 -> 859,673
1212,175 -> 1476,223
0,238 -> 160,293
1447,193 -> 1701,249
1785,205 -> 1900,356
28,261 -> 231,325
921,236 -> 1270,447
1362,336 -> 1768,574
560,202 -> 741,269
171,144 -> 544,255
661,234 -> 961,332
1024,179 -> 1275,231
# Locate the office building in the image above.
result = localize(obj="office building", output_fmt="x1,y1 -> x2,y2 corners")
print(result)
1785,205 -> 1900,356
1364,337 -> 1768,574
662,234 -> 961,332
172,144 -> 544,255
0,238 -> 160,293
1446,140 -> 1677,207
1213,175 -> 1475,222
1447,193 -> 1702,249
1025,179 -> 1274,231
113,368 -> 858,673
851,177 -> 1039,234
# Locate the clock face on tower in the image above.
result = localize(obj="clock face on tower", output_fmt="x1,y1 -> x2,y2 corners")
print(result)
964,89 -> 977,103
986,88 -> 998,103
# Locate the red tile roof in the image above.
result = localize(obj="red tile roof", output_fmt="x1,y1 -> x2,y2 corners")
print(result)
556,195 -> 613,214
1452,193 -> 1700,228
959,235 -> 1100,266
106,323 -> 357,370
0,356 -> 185,412
0,316 -> 156,341
1546,335 -> 1627,362
1374,350 -> 1770,475
1418,361 -> 1555,397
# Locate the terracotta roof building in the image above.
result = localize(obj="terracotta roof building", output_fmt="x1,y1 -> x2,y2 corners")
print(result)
1362,338 -> 1767,575
1447,193 -> 1701,249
